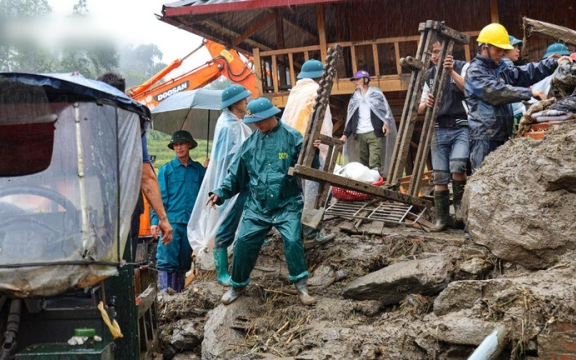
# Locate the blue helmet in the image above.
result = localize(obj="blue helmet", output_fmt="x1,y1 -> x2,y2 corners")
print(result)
243,97 -> 281,124
543,43 -> 571,60
220,84 -> 252,110
508,35 -> 522,46
297,59 -> 324,79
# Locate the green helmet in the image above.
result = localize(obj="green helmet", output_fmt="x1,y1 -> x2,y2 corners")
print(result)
243,97 -> 281,124
168,130 -> 197,150
297,59 -> 324,79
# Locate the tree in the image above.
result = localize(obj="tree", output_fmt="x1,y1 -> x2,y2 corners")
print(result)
0,0 -> 54,72
119,44 -> 167,88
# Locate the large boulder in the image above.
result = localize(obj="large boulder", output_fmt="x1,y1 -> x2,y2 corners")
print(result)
340,256 -> 453,303
463,124 -> 576,269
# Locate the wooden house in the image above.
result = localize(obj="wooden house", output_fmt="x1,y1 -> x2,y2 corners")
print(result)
159,0 -> 576,134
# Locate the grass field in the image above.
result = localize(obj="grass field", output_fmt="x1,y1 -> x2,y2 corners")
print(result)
146,130 -> 213,169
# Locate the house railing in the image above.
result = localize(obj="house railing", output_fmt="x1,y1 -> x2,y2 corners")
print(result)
253,31 -> 480,103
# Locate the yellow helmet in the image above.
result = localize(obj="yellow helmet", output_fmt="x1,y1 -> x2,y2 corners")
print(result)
477,23 -> 513,50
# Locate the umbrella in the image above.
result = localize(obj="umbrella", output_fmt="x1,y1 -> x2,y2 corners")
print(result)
151,89 -> 223,152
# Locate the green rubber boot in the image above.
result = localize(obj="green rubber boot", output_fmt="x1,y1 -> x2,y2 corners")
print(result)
430,190 -> 450,232
213,248 -> 231,286
221,286 -> 246,305
294,278 -> 317,306
452,179 -> 466,224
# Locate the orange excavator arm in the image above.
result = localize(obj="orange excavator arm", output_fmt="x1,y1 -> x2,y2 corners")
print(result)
128,39 -> 259,110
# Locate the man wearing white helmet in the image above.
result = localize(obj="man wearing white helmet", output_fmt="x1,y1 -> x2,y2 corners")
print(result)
464,23 -> 572,172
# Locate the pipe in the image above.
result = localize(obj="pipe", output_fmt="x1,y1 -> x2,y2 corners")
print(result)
0,299 -> 22,360
468,325 -> 508,360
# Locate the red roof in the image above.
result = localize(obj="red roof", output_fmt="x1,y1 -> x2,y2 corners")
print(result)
163,0 -> 343,16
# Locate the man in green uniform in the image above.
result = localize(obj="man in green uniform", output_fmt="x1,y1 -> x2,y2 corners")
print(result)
206,98 -> 317,306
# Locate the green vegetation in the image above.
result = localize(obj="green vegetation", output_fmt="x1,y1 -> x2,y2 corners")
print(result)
146,130 -> 213,169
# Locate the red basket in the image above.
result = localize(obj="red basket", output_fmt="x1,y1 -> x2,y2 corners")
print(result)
332,177 -> 384,201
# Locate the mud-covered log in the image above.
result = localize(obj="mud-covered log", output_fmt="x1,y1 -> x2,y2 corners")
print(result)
523,17 -> 576,46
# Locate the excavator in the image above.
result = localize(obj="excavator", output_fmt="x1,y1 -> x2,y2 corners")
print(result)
126,39 -> 259,111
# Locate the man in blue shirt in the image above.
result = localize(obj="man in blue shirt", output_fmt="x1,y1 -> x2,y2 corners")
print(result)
152,130 -> 206,293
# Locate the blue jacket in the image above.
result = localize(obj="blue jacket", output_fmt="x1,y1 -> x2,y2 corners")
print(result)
212,120 -> 303,214
465,55 -> 557,141
151,156 -> 206,225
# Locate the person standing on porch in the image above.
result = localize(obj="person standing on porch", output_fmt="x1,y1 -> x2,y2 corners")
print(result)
340,70 -> 397,178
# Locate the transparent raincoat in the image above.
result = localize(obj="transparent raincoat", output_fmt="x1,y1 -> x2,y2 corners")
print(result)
0,73 -> 146,297
187,109 -> 252,269
342,86 -> 398,177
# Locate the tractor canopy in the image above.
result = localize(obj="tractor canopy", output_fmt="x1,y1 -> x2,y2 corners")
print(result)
0,72 -> 150,298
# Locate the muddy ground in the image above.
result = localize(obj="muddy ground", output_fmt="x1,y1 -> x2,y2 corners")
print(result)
157,122 -> 576,360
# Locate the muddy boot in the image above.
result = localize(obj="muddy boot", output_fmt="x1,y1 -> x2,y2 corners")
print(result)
452,179 -> 466,224
158,270 -> 169,293
221,286 -> 246,305
430,190 -> 450,232
294,278 -> 317,306
213,248 -> 231,286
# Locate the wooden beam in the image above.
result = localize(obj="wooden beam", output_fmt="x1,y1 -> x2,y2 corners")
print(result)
253,48 -> 264,95
372,44 -> 380,76
283,18 -> 318,42
524,17 -> 576,46
288,52 -> 296,87
490,0 -> 499,23
233,13 -> 276,46
317,4 -> 328,61
204,19 -> 272,51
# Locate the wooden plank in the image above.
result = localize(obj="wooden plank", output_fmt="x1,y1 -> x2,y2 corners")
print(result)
260,45 -> 321,56
394,42 -> 402,76
288,53 -> 296,87
290,165 -> 432,208
271,55 -> 279,93
490,0 -> 499,23
253,48 -> 264,96
372,44 -> 380,77
351,45 -> 357,74
317,4 -> 328,62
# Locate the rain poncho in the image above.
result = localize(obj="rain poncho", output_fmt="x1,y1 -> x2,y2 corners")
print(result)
187,109 -> 252,269
211,121 -> 308,286
281,78 -> 333,233
342,85 -> 397,176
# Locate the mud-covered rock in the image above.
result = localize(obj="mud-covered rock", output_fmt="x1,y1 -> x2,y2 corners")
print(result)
464,124 -> 576,269
341,255 -> 453,303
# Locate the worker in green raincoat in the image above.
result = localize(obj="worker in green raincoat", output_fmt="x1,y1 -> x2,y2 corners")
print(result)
207,97 -> 318,306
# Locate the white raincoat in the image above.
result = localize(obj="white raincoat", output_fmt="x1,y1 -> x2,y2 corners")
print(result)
187,109 -> 252,269
342,85 -> 397,177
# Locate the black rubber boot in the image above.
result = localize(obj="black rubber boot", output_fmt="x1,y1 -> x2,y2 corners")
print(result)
294,278 -> 317,305
221,286 -> 246,305
430,190 -> 450,232
452,179 -> 466,224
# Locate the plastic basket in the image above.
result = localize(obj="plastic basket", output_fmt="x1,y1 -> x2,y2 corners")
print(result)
332,177 -> 384,201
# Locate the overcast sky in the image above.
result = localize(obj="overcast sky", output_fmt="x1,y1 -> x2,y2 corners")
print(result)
49,0 -> 209,71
